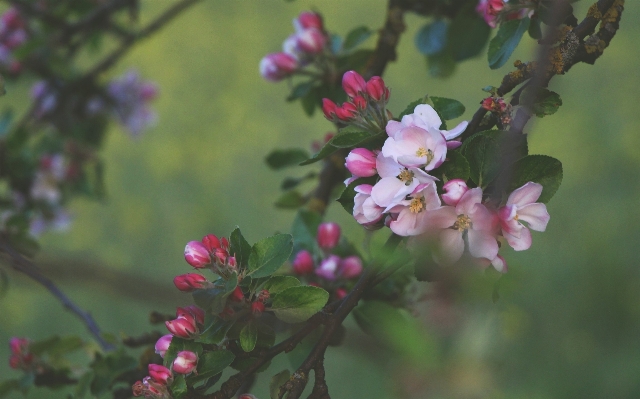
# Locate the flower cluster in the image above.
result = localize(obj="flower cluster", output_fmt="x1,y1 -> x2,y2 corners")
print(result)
476,0 -> 532,28
292,222 -> 363,299
132,364 -> 173,398
107,70 -> 159,137
481,95 -> 512,126
322,70 -> 390,132
8,337 -> 35,371
259,11 -> 328,82
183,234 -> 237,277
0,7 -> 27,74
165,305 -> 204,339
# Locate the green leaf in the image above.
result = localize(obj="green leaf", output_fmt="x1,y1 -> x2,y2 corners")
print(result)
248,234 -> 293,278
426,51 -> 456,78
291,209 -> 322,251
287,81 -> 314,102
197,317 -> 234,345
508,155 -> 563,203
240,322 -> 258,352
265,149 -> 311,170
329,127 -> 375,148
270,370 -> 291,399
299,141 -> 339,165
529,88 -> 562,117
434,150 -> 470,182
0,380 -> 19,398
538,0 -> 574,25
337,176 -> 377,214
336,49 -> 374,72
415,20 -> 448,55
488,18 -> 530,69
271,286 -> 329,323
170,375 -> 188,399
90,350 -> 138,395
255,322 -> 276,349
191,350 -> 235,383
281,172 -> 317,191
274,190 -> 307,209
462,131 -> 503,187
30,336 -> 83,357
230,227 -> 252,267
447,12 -> 491,61
193,275 -> 237,314
343,26 -> 372,51
262,276 -> 301,295
163,338 -> 203,369
430,97 -> 465,120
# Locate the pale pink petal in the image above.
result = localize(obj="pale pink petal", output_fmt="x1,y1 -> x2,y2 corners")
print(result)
441,120 -> 468,140
376,153 -> 403,178
469,203 -> 494,232
420,182 -> 442,210
412,168 -> 438,185
517,203 -> 550,231
371,177 -> 415,209
456,187 -> 483,215
437,229 -> 464,264
504,226 -> 532,251
467,229 -> 499,260
446,140 -> 462,149
498,204 -> 517,222
389,207 -> 418,236
501,218 -> 523,238
507,182 -> 543,207
491,255 -> 508,273
422,206 -> 458,230
442,179 -> 468,206
354,184 -> 373,195
362,197 -> 384,221
412,104 -> 442,129
385,120 -> 403,138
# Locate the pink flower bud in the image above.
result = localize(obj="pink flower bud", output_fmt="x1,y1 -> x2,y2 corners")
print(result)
8,354 -> 20,369
173,351 -> 198,374
260,53 -> 299,82
165,315 -> 197,339
317,222 -> 341,250
230,286 -> 245,302
365,76 -> 388,102
177,305 -> 205,326
251,301 -> 265,315
345,148 -> 376,177
202,234 -> 221,252
227,256 -> 237,270
173,273 -> 208,292
442,179 -> 469,206
221,237 -> 229,249
335,288 -> 348,300
148,364 -> 173,385
293,250 -> 314,275
335,102 -> 358,121
238,395 -> 258,399
155,335 -> 173,358
184,241 -> 211,268
294,11 -> 323,31
296,28 -> 326,54
342,70 -> 366,98
322,98 -> 337,120
9,337 -> 28,354
339,256 -> 363,279
353,95 -> 367,110
315,255 -> 340,280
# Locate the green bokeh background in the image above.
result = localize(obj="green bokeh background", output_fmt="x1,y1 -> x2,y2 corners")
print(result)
1,1 -> 639,398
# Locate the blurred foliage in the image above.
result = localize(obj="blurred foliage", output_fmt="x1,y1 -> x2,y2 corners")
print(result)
0,0 -> 639,398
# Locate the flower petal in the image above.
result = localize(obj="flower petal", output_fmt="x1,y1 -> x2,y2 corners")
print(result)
441,120 -> 468,140
507,182 -> 543,207
456,187 -> 483,215
504,226 -> 532,251
437,229 -> 464,264
467,229 -> 499,260
413,104 -> 442,129
517,203 -> 550,231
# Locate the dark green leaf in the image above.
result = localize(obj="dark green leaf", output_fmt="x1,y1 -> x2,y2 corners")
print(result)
336,49 -> 374,72
435,150 -> 470,182
299,141 -> 339,165
191,350 -> 235,384
274,190 -> 307,209
415,20 -> 448,55
255,322 -> 276,349
462,131 -> 503,187
300,88 -> 317,117
447,12 -> 491,61
265,149 -> 311,170
240,322 -> 258,352
230,227 -> 252,267
281,172 -> 317,191
270,370 -> 291,399
508,155 -> 563,203
528,16 -> 542,39
430,97 -> 465,120
529,88 -> 562,117
329,130 -> 371,148
262,276 -> 301,295
343,26 -> 373,51
90,351 -> 138,395
231,357 -> 271,373
291,209 -> 322,251
538,0 -> 574,25
488,18 -> 530,69
426,51 -> 456,78
196,317 -> 234,345
271,286 -> 329,323
248,234 -> 293,278
286,81 -> 314,102
170,375 -> 188,399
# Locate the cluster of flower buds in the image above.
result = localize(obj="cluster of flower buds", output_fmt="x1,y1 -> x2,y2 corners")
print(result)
107,70 -> 158,137
8,337 -> 35,371
173,273 -> 210,292
184,234 -> 236,277
481,96 -> 512,126
322,71 -> 391,132
476,0 -> 532,28
292,222 -> 363,299
0,7 -> 27,74
132,364 -> 173,398
165,305 -> 204,339
260,11 -> 328,82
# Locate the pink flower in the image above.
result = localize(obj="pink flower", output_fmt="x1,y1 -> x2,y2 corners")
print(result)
295,28 -> 326,54
339,256 -> 363,279
294,11 -> 323,31
184,241 -> 211,268
345,148 -> 377,177
107,70 -> 158,137
177,305 -> 205,326
259,52 -> 298,82
148,364 -> 173,385
388,183 -> 443,236
165,313 -> 198,339
442,179 -> 469,206
154,335 -> 172,358
173,351 -> 198,374
173,273 -> 208,292
381,125 -> 447,170
316,255 -> 340,280
353,184 -> 384,227
386,104 -> 468,150
342,70 -> 367,98
498,182 -> 550,251
317,222 -> 341,250
293,250 -> 314,275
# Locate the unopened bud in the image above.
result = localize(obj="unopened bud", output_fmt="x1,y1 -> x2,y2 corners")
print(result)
365,76 -> 388,102
353,95 -> 367,110
154,335 -> 172,358
335,102 -> 358,121
294,11 -> 323,31
177,305 -> 205,326
442,179 -> 469,207
173,351 -> 198,374
148,364 -> 173,385
260,53 -> 299,82
292,250 -> 314,275
296,28 -> 326,54
339,256 -> 363,279
342,70 -> 366,98
184,241 -> 211,268
202,234 -> 221,252
345,148 -> 376,177
230,286 -> 245,302
251,301 -> 265,315
315,255 -> 340,281
322,98 -> 337,120
317,222 -> 341,250
173,273 -> 208,292
335,288 -> 348,300
165,315 -> 197,339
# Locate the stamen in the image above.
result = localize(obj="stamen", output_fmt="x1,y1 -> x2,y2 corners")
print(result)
409,197 -> 425,213
452,214 -> 472,231
397,169 -> 414,186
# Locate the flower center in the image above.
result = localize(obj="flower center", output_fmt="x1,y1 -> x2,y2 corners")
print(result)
397,169 -> 414,186
416,147 -> 434,165
452,214 -> 472,231
409,197 -> 425,213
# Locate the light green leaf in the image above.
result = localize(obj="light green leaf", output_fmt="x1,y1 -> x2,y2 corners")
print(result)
430,96 -> 465,120
262,276 -> 301,295
248,234 -> 293,278
271,286 -> 329,323
240,322 -> 258,352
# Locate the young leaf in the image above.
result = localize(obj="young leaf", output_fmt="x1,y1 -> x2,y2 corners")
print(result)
447,12 -> 491,62
343,26 -> 372,51
531,88 -> 562,117
262,276 -> 301,295
508,155 -> 563,203
191,350 -> 235,383
248,234 -> 293,278
271,286 -> 329,323
415,19 -> 448,55
265,149 -> 311,170
270,370 -> 291,399
230,227 -> 252,267
240,322 -> 258,352
274,190 -> 307,209
170,375 -> 188,399
299,141 -> 339,165
430,97 -> 465,120
488,18 -> 530,69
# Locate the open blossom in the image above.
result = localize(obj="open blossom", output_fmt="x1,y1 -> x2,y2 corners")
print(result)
386,104 -> 468,150
353,184 -> 384,228
382,125 -> 447,170
107,70 -> 158,137
498,182 -> 550,251
389,183 -> 442,236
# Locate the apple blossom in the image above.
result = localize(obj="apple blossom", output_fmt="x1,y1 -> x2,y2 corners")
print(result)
339,256 -> 363,279
259,52 -> 298,82
345,148 -> 377,177
172,351 -> 198,374
381,125 -> 448,170
498,182 -> 550,251
148,364 -> 173,385
353,184 -> 384,228
365,76 -> 389,102
442,179 -> 469,206
154,335 -> 172,358
388,183 -> 442,236
386,104 -> 468,150
342,70 -> 367,98
184,241 -> 211,268
293,249 -> 314,275
316,255 -> 340,280
165,313 -> 198,339
317,222 -> 341,249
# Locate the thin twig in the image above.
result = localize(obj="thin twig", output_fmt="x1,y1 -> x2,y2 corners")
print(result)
0,236 -> 115,351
